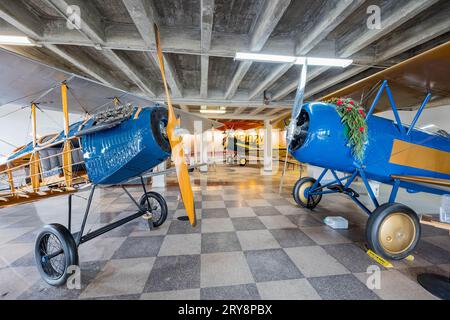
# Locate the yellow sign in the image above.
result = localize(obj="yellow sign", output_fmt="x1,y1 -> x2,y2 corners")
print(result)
366,249 -> 394,268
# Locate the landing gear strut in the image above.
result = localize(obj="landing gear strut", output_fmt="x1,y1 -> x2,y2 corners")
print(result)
34,177 -> 168,286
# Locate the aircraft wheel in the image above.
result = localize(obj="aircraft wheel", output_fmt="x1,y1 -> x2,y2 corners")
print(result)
239,157 -> 247,166
293,177 -> 322,209
139,192 -> 168,227
366,203 -> 420,260
35,224 -> 78,286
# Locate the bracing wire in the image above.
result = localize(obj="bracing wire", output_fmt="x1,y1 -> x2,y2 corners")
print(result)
68,86 -> 89,114
0,106 -> 28,119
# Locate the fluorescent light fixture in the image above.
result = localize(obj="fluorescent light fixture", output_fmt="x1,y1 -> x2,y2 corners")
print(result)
235,52 -> 296,64
200,109 -> 226,114
301,57 -> 353,68
0,35 -> 35,46
235,52 -> 352,68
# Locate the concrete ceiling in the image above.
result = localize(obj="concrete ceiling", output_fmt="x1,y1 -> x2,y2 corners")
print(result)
0,0 -> 449,122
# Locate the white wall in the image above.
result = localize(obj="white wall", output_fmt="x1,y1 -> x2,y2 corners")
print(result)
376,105 -> 450,132
0,104 -> 81,158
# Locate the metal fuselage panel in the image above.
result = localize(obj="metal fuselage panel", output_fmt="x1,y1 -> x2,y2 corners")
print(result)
81,106 -> 170,185
290,103 -> 450,195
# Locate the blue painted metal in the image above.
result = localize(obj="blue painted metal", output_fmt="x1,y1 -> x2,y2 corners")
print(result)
344,171 -> 359,189
407,92 -> 432,135
4,105 -> 171,186
350,195 -> 372,215
289,100 -> 450,197
310,168 -> 328,192
81,106 -> 170,184
330,170 -> 343,186
309,174 -> 353,194
358,169 -> 380,208
366,80 -> 387,120
385,84 -> 406,137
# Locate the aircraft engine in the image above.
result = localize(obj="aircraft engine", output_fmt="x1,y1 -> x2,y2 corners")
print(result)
289,102 -> 356,173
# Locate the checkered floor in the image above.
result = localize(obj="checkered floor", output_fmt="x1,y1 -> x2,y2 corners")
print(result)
0,165 -> 449,300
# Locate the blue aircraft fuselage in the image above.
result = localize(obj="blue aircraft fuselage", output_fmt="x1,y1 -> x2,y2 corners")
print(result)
81,106 -> 171,184
6,105 -> 171,186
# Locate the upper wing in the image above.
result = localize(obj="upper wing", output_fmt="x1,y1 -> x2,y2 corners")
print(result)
0,48 -> 220,133
320,41 -> 450,112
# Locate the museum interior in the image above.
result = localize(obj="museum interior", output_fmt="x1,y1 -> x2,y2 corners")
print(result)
0,0 -> 449,302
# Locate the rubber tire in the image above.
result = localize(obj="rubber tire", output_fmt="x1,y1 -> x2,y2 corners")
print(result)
139,191 -> 168,227
239,158 -> 247,166
293,177 -> 322,209
34,224 -> 78,287
366,203 -> 421,261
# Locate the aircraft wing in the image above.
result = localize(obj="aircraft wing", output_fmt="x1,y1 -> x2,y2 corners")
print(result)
0,48 -> 220,133
320,41 -> 450,112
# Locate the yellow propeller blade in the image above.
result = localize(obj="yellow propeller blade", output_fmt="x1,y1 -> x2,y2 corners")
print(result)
154,24 -> 196,226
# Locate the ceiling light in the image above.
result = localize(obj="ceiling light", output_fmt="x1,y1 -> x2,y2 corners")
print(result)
297,57 -> 353,67
235,52 -> 296,64
235,52 -> 352,68
200,109 -> 227,114
0,35 -> 35,46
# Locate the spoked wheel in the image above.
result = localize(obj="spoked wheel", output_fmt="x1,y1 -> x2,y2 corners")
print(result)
139,192 -> 168,227
293,177 -> 322,209
239,157 -> 247,166
35,224 -> 78,286
366,203 -> 421,260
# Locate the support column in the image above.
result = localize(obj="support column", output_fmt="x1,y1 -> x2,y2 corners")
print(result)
200,131 -> 209,172
263,120 -> 273,174
194,120 -> 208,172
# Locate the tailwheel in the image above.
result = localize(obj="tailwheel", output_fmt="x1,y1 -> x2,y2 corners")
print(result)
139,191 -> 168,227
35,224 -> 78,286
293,177 -> 322,209
366,203 -> 421,260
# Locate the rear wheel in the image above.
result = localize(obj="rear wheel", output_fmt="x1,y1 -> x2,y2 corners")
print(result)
239,157 -> 247,166
139,192 -> 168,227
293,177 -> 322,209
35,224 -> 78,286
366,203 -> 420,260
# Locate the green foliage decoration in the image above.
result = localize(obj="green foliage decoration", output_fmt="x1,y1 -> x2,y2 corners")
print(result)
326,97 -> 368,162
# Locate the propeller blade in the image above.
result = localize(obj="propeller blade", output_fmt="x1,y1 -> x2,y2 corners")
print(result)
154,25 -> 196,226
280,60 -> 308,194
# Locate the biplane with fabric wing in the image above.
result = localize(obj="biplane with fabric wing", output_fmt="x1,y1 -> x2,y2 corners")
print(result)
0,29 -> 210,286
284,41 -> 450,261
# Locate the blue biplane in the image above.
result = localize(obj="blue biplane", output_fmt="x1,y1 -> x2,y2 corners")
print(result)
285,41 -> 450,261
0,31 -> 213,286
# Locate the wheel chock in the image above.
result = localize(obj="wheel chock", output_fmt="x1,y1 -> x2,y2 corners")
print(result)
405,255 -> 415,262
